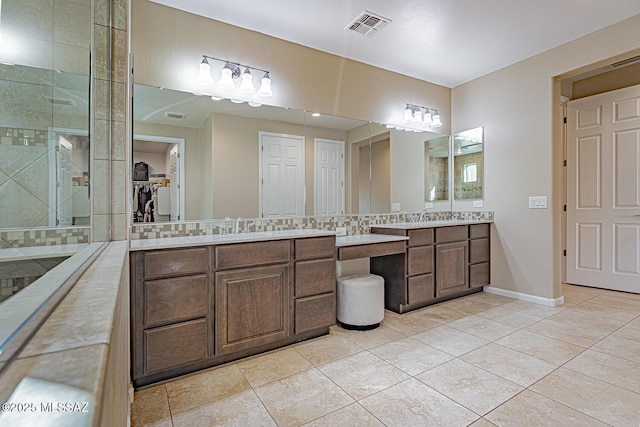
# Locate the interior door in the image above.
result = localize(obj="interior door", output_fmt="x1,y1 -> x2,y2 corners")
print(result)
169,145 -> 179,221
314,138 -> 345,215
56,136 -> 73,227
566,84 -> 640,293
259,132 -> 305,217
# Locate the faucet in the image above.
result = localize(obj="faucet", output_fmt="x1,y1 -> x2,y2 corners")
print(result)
418,209 -> 430,223
234,217 -> 241,234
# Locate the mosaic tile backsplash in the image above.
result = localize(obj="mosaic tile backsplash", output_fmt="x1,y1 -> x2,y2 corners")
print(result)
0,227 -> 90,249
131,211 -> 494,240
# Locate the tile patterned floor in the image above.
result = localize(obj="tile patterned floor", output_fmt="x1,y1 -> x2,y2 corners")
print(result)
131,285 -> 640,426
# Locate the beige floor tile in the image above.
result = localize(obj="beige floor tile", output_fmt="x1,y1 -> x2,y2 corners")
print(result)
333,324 -> 404,349
601,289 -> 640,302
416,359 -> 523,415
412,325 -> 489,356
530,368 -> 640,426
446,315 -> 519,341
236,347 -> 313,388
171,389 -> 275,427
485,389 -> 608,427
165,364 -> 250,414
569,301 -> 639,323
369,337 -> 453,376
463,292 -> 516,307
564,349 -> 640,393
303,403 -> 384,426
525,318 -> 608,347
131,385 -> 170,427
562,284 -> 605,296
442,298 -> 494,315
613,317 -> 640,341
360,378 -> 479,426
500,300 -> 567,318
468,418 -> 498,427
548,308 -> 626,334
411,304 -> 469,323
591,334 -> 640,363
475,306 -> 543,329
318,351 -> 410,400
495,330 -> 586,365
137,417 -> 173,427
382,311 -> 441,335
460,343 -> 557,387
589,294 -> 640,311
254,369 -> 354,427
294,335 -> 363,366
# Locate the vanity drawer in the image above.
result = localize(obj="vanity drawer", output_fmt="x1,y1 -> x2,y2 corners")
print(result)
408,228 -> 434,247
407,245 -> 434,276
144,319 -> 208,374
214,240 -> 290,269
295,293 -> 335,334
407,274 -> 435,305
469,238 -> 490,264
144,248 -> 207,279
470,223 -> 490,239
470,262 -> 490,288
435,225 -> 468,243
144,275 -> 207,328
295,236 -> 335,260
295,258 -> 336,297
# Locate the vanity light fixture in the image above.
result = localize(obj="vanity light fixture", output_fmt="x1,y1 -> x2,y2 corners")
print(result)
197,55 -> 273,97
395,103 -> 443,131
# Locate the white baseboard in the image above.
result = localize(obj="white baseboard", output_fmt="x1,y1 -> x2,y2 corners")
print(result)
483,286 -> 565,307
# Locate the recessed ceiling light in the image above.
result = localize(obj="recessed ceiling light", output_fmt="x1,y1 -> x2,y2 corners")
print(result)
311,113 -> 320,117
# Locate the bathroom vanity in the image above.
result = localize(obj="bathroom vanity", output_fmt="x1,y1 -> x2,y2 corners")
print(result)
129,230 -> 336,386
370,221 -> 491,313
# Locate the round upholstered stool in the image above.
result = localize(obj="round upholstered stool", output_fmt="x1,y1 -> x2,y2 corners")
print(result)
336,273 -> 384,330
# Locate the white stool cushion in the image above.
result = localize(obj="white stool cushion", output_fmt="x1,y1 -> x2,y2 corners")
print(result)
337,273 -> 384,327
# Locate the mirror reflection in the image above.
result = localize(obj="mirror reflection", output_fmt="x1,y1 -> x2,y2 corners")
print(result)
453,127 -> 484,200
133,84 -> 372,221
0,64 -> 91,229
425,135 -> 450,202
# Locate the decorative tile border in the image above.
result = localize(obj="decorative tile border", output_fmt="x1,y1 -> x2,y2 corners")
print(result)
130,211 -> 494,240
0,228 -> 91,249
0,128 -> 48,147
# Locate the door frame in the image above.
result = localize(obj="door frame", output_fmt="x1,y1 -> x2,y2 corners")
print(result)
133,134 -> 186,222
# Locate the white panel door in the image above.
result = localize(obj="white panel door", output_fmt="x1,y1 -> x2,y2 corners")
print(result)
314,138 -> 345,216
259,132 -> 305,218
567,84 -> 640,293
56,136 -> 73,227
169,145 -> 179,221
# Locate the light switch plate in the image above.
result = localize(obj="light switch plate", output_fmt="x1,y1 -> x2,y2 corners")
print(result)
528,196 -> 547,209
335,226 -> 347,236
472,200 -> 483,208
391,203 -> 401,212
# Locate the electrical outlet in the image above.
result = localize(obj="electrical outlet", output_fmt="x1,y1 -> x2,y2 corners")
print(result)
335,226 -> 347,236
528,196 -> 547,209
472,200 -> 483,208
424,202 -> 433,209
391,203 -> 401,212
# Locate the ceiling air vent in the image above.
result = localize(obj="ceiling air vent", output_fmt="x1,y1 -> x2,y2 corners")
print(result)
345,10 -> 391,37
607,55 -> 640,69
45,97 -> 75,106
165,112 -> 186,120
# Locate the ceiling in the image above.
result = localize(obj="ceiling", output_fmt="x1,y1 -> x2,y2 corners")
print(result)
150,0 -> 640,88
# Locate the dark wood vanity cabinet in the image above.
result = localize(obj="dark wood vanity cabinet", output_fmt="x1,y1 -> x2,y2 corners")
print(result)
130,235 -> 336,387
372,223 -> 491,313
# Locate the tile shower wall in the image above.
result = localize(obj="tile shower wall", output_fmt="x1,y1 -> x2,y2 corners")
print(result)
0,228 -> 90,249
454,152 -> 484,200
131,211 -> 494,240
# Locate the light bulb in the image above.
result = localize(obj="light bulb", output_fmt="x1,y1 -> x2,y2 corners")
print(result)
240,68 -> 255,93
412,109 -> 422,124
423,111 -> 432,126
431,113 -> 442,127
197,58 -> 214,85
258,72 -> 273,97
403,106 -> 412,123
219,65 -> 235,89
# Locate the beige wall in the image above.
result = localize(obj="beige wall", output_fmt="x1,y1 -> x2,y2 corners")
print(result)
452,14 -> 640,300
131,1 -> 451,135
572,61 -> 640,99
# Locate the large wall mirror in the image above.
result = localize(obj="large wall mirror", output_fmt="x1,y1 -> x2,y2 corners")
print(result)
453,127 -> 484,200
132,84 -> 453,222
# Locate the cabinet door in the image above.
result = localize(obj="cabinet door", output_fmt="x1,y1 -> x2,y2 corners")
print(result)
407,274 -> 435,305
215,264 -> 289,354
295,293 -> 335,334
144,319 -> 208,375
435,241 -> 468,297
407,245 -> 434,276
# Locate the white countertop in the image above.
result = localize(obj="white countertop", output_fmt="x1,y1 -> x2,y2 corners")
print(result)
0,243 -> 89,262
371,219 -> 493,230
335,234 -> 409,247
129,229 -> 337,251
